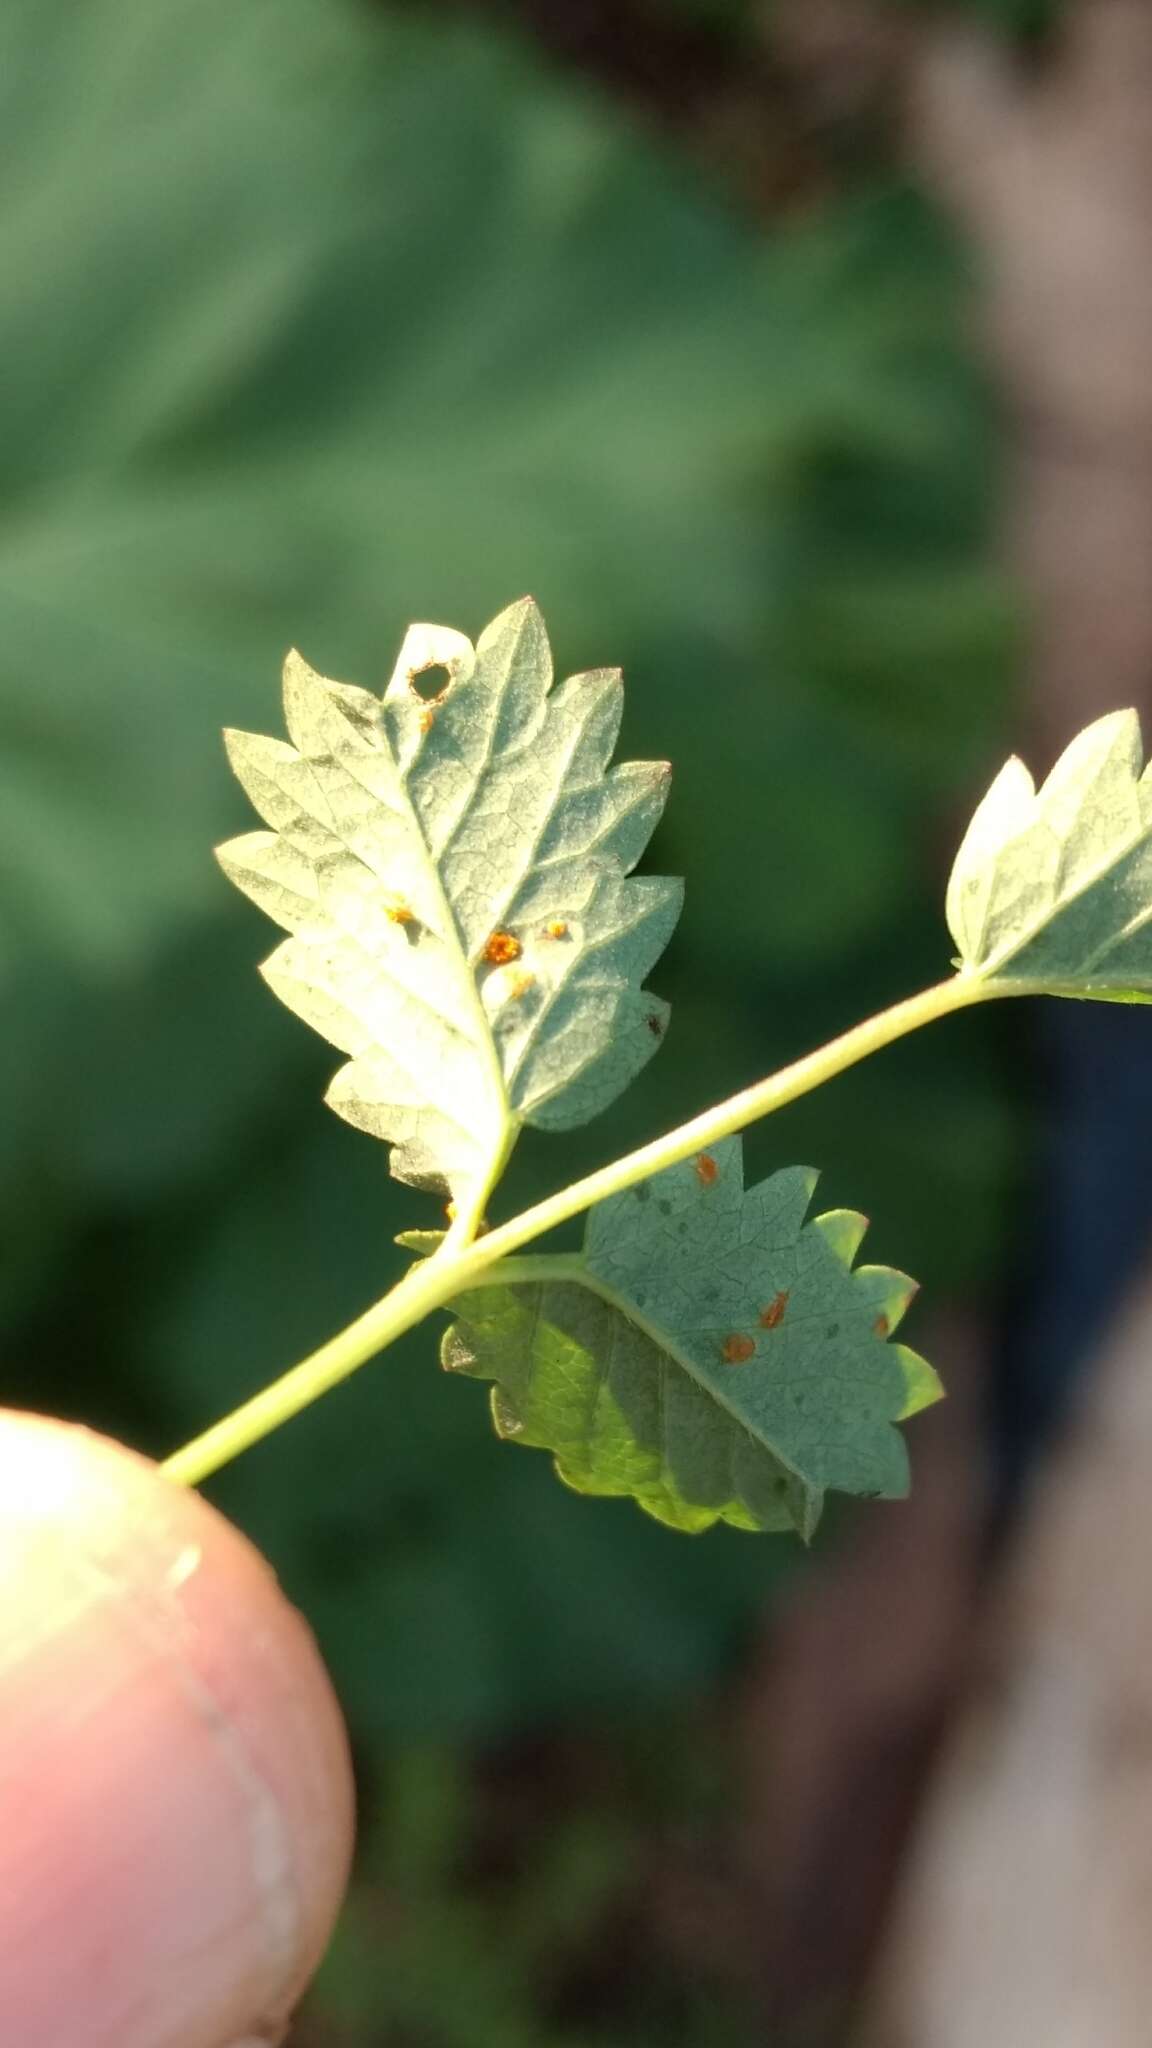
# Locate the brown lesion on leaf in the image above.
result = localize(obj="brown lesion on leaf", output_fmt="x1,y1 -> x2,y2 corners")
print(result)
646,1013 -> 664,1038
722,1333 -> 756,1366
695,1152 -> 719,1186
484,930 -> 522,967
873,1312 -> 891,1338
759,1290 -> 790,1330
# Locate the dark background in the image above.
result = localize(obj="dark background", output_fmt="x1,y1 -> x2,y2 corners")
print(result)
8,1 -> 1143,2041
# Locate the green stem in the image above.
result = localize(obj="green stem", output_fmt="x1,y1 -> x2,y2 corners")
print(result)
160,973 -> 996,1489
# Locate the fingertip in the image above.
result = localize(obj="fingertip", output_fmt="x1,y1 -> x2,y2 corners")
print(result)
0,1409 -> 355,2048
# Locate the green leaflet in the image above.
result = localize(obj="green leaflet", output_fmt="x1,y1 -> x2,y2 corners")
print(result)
443,1137 -> 939,1537
218,600 -> 682,1203
947,708 -> 1152,1000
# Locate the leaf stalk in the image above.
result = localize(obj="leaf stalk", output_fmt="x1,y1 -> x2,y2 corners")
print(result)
160,973 -> 996,1488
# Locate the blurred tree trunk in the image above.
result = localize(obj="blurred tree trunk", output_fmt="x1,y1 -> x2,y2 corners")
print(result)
868,5 -> 1152,2040
865,1265 -> 1152,2048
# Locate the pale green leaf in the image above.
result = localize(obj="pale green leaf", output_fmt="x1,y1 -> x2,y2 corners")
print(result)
218,600 -> 681,1203
394,1229 -> 448,1257
947,708 -> 1152,998
443,1136 -> 938,1537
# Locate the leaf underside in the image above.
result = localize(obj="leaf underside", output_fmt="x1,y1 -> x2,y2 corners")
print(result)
217,600 -> 682,1202
947,708 -> 1152,1000
444,1137 -> 939,1538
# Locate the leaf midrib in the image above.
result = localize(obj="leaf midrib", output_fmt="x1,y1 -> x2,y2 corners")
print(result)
356,696 -> 513,1166
487,1253 -> 808,1490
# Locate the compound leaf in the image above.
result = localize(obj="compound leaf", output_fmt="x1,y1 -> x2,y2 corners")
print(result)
218,600 -> 681,1204
947,708 -> 1152,1000
443,1136 -> 938,1537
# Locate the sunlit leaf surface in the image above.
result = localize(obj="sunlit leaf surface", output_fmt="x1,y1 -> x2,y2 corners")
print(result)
219,601 -> 681,1200
948,710 -> 1152,1000
445,1136 -> 937,1535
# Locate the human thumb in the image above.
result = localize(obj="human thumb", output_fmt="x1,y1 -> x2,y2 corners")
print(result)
0,1409 -> 354,2048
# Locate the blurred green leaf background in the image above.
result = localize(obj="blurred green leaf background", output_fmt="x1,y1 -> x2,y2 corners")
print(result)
0,0 -> 1034,2038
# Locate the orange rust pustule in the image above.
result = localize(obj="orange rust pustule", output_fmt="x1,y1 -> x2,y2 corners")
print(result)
544,920 -> 569,940
507,971 -> 536,999
484,931 -> 522,967
384,899 -> 415,925
695,1153 -> 719,1187
873,1312 -> 891,1338
417,705 -> 437,734
722,1334 -> 756,1366
759,1291 -> 789,1330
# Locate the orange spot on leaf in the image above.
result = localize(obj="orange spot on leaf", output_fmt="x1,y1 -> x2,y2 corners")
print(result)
507,971 -> 535,999
484,931 -> 522,967
873,1312 -> 890,1338
418,705 -> 437,734
544,920 -> 569,940
695,1153 -> 718,1187
384,897 -> 414,925
722,1333 -> 756,1366
759,1291 -> 790,1330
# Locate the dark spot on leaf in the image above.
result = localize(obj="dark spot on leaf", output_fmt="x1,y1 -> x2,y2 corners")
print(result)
825,1322 -> 839,1339
407,660 -> 451,702
646,1013 -> 664,1037
695,1153 -> 718,1187
634,1182 -> 651,1203
759,1290 -> 789,1330
657,1199 -> 672,1216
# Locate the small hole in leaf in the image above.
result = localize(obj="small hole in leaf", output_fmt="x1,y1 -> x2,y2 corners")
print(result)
408,661 -> 451,702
